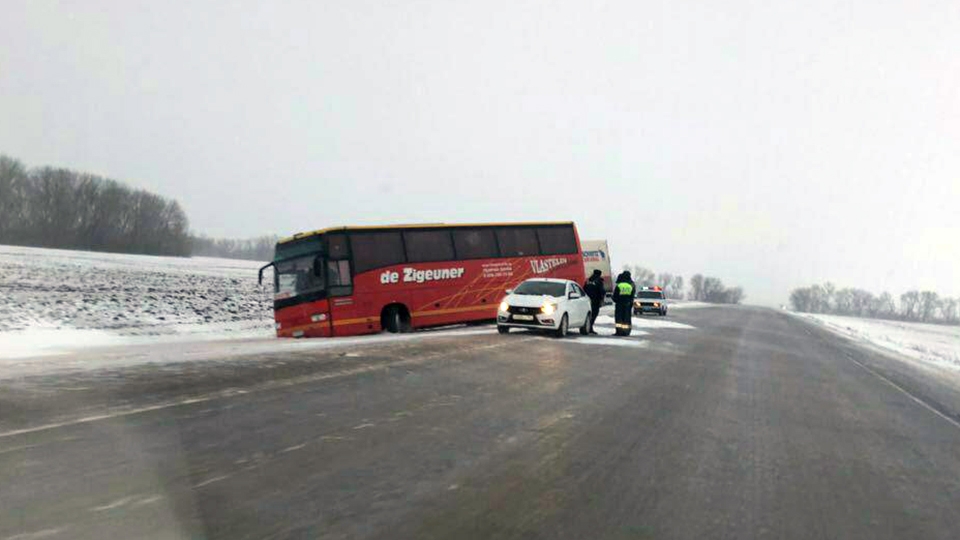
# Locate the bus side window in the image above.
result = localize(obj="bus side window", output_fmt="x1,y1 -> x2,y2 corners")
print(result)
327,234 -> 349,259
327,259 -> 352,297
536,226 -> 577,255
496,227 -> 539,257
351,232 -> 405,273
452,228 -> 499,259
404,230 -> 455,262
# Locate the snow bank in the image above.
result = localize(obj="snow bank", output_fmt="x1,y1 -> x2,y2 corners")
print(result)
797,313 -> 960,370
0,245 -> 274,355
668,301 -> 713,310
595,314 -> 695,330
565,336 -> 650,348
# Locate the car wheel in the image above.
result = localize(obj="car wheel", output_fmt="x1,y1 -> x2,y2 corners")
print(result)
580,312 -> 592,335
554,314 -> 568,338
497,325 -> 510,334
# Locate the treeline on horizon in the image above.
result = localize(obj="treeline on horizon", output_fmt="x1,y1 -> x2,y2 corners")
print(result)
0,155 -> 191,256
623,265 -> 745,304
790,283 -> 960,325
190,235 -> 277,261
0,154 -> 279,260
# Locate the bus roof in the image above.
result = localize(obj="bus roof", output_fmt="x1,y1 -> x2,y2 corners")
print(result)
277,221 -> 576,245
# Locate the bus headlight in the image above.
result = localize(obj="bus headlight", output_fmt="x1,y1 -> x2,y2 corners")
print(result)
541,302 -> 557,316
499,301 -> 510,312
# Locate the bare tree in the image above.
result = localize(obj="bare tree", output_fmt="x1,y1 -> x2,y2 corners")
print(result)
942,298 -> 960,324
689,274 -> 704,301
900,291 -> 920,321
190,235 -> 278,261
669,275 -> 685,300
0,156 -> 27,241
918,291 -> 941,323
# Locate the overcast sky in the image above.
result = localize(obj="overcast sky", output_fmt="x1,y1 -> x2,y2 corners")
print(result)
2,0 -> 958,305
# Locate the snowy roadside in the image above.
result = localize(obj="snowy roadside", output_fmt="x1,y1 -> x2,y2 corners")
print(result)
0,245 -> 275,360
668,301 -> 713,310
794,312 -> 960,371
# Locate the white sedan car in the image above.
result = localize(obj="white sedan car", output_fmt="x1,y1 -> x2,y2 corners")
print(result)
497,278 -> 593,337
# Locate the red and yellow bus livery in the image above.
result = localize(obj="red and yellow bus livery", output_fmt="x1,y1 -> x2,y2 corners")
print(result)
259,222 -> 587,337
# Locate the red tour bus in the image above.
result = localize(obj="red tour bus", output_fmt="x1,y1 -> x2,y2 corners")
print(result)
259,222 -> 587,338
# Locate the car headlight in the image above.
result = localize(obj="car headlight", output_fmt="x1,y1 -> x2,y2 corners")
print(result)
499,300 -> 509,312
653,302 -> 660,307
541,302 -> 557,315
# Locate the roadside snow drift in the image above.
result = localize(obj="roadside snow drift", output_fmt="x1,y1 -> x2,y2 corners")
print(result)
797,313 -> 960,370
594,314 -> 696,330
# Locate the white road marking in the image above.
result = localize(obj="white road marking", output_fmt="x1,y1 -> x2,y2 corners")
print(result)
90,497 -> 134,512
132,495 -> 163,507
89,494 -> 163,512
0,397 -> 210,439
193,474 -> 231,488
1,528 -> 65,540
280,443 -> 306,453
0,444 -> 38,455
844,353 -> 960,432
352,423 -> 375,430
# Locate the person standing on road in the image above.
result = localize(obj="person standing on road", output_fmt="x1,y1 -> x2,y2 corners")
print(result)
612,271 -> 635,336
583,269 -> 605,334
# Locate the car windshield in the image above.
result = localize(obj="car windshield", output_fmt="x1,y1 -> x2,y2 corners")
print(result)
638,291 -> 664,299
513,280 -> 566,297
274,255 -> 324,299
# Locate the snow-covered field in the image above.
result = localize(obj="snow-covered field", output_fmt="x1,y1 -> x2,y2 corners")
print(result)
797,313 -> 960,370
0,245 -> 275,359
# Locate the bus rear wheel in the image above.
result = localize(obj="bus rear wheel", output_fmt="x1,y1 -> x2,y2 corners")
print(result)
382,305 -> 411,333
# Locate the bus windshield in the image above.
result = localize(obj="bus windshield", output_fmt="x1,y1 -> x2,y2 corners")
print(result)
274,255 -> 325,299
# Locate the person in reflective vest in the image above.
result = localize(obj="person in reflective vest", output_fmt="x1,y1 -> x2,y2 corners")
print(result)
612,271 -> 635,336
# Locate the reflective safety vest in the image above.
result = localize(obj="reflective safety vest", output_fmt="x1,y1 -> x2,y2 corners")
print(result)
616,282 -> 634,296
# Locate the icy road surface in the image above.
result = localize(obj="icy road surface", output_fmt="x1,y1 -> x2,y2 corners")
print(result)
3,306 -> 960,540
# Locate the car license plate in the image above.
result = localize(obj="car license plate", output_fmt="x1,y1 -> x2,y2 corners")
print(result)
513,314 -> 534,321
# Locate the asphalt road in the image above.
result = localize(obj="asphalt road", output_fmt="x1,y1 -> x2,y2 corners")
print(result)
2,306 -> 960,539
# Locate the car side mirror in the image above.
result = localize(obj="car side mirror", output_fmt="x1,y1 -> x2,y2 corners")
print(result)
505,289 -> 513,295
569,291 -> 580,299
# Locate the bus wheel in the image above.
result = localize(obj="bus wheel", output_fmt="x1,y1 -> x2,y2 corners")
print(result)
382,305 -> 410,333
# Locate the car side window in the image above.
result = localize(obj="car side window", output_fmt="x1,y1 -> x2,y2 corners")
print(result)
574,284 -> 585,296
